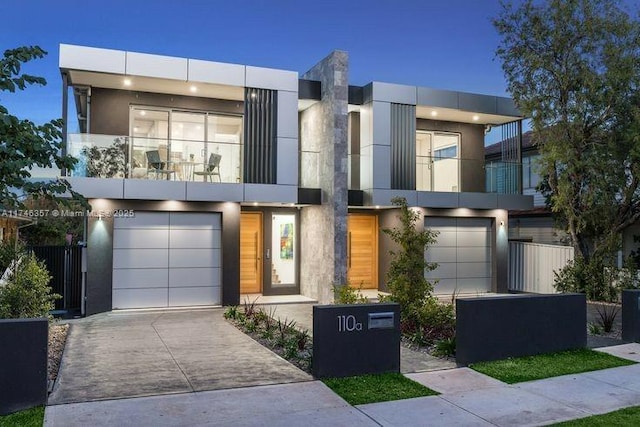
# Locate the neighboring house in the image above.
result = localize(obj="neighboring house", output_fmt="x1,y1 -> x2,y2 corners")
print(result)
0,212 -> 33,244
485,132 -> 640,259
485,131 -> 566,245
55,44 -> 531,315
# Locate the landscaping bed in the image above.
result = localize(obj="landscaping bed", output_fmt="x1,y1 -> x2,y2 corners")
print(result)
224,302 -> 312,373
587,301 -> 622,339
470,348 -> 635,384
48,323 -> 68,383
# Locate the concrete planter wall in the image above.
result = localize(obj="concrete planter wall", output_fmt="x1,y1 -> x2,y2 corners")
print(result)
456,294 -> 586,366
0,318 -> 48,415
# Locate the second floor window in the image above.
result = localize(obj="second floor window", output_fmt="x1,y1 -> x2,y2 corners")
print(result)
130,107 -> 243,183
416,131 -> 461,192
522,154 -> 540,190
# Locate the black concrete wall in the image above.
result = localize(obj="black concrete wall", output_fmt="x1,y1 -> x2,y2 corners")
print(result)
0,318 -> 48,415
456,294 -> 586,365
623,289 -> 640,342
313,303 -> 400,378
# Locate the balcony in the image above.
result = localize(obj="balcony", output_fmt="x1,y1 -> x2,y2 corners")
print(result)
67,133 -> 242,183
345,153 -> 522,194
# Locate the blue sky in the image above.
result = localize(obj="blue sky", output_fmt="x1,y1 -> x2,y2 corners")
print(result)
3,0 -> 518,128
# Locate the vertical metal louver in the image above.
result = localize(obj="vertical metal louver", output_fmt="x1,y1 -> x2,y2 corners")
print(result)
499,120 -> 523,193
390,103 -> 416,190
244,88 -> 277,184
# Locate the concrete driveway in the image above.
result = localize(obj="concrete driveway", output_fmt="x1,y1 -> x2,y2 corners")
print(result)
48,309 -> 311,405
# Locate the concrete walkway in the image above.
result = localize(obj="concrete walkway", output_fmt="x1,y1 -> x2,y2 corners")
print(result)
45,343 -> 640,426
49,309 -> 310,404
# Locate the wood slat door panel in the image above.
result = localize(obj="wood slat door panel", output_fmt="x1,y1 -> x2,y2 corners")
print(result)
347,214 -> 378,289
240,212 -> 262,294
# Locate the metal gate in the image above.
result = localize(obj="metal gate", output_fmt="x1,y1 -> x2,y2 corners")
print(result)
30,246 -> 82,316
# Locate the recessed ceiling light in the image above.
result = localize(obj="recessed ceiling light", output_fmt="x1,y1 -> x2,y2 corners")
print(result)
253,202 -> 258,206
134,126 -> 139,132
139,110 -> 146,116
431,111 -> 438,117
190,85 -> 197,93
472,115 -> 480,121
123,78 -> 132,86
375,205 -> 380,209
250,92 -> 257,98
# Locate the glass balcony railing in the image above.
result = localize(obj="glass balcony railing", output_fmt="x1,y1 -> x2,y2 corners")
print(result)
485,161 -> 522,194
67,133 -> 243,183
344,154 -> 523,194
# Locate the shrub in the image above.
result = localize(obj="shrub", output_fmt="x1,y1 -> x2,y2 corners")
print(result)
0,239 -> 23,273
588,322 -> 603,335
433,336 -> 456,357
382,197 -> 439,324
242,296 -> 259,318
253,308 -> 268,325
0,253 -> 59,319
595,303 -> 620,333
223,305 -> 239,320
333,283 -> 369,304
416,298 -> 456,343
295,328 -> 310,350
554,257 -> 621,302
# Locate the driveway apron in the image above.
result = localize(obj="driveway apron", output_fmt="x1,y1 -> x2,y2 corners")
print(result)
48,309 -> 311,404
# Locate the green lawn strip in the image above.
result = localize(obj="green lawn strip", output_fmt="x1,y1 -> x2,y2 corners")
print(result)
470,349 -> 635,384
322,372 -> 438,405
0,406 -> 44,427
553,405 -> 640,426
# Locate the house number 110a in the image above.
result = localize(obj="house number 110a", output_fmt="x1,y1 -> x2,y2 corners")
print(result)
337,315 -> 363,332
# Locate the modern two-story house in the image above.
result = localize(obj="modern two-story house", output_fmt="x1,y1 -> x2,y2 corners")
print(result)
58,44 -> 532,315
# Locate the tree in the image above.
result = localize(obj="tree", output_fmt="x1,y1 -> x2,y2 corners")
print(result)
18,197 -> 84,246
0,46 -> 86,209
494,1 -> 640,294
382,197 -> 439,318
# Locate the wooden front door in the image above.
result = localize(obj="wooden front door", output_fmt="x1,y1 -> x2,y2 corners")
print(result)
240,212 -> 263,294
347,214 -> 378,289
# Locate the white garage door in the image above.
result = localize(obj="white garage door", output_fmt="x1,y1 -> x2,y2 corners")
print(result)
112,212 -> 222,309
425,217 -> 492,295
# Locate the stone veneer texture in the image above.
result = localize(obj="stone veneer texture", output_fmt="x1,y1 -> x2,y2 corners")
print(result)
299,51 -> 349,303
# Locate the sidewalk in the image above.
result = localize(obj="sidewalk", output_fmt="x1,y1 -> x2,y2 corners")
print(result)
44,343 -> 640,427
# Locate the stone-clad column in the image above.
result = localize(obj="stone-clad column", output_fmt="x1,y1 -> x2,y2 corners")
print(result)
299,51 -> 349,303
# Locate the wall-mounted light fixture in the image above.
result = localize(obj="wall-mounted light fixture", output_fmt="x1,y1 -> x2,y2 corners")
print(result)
500,220 -> 504,227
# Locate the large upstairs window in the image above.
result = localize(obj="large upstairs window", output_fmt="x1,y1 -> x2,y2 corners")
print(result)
130,107 -> 243,182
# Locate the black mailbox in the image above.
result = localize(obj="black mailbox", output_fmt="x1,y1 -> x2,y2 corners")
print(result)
368,312 -> 395,329
313,303 -> 400,378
